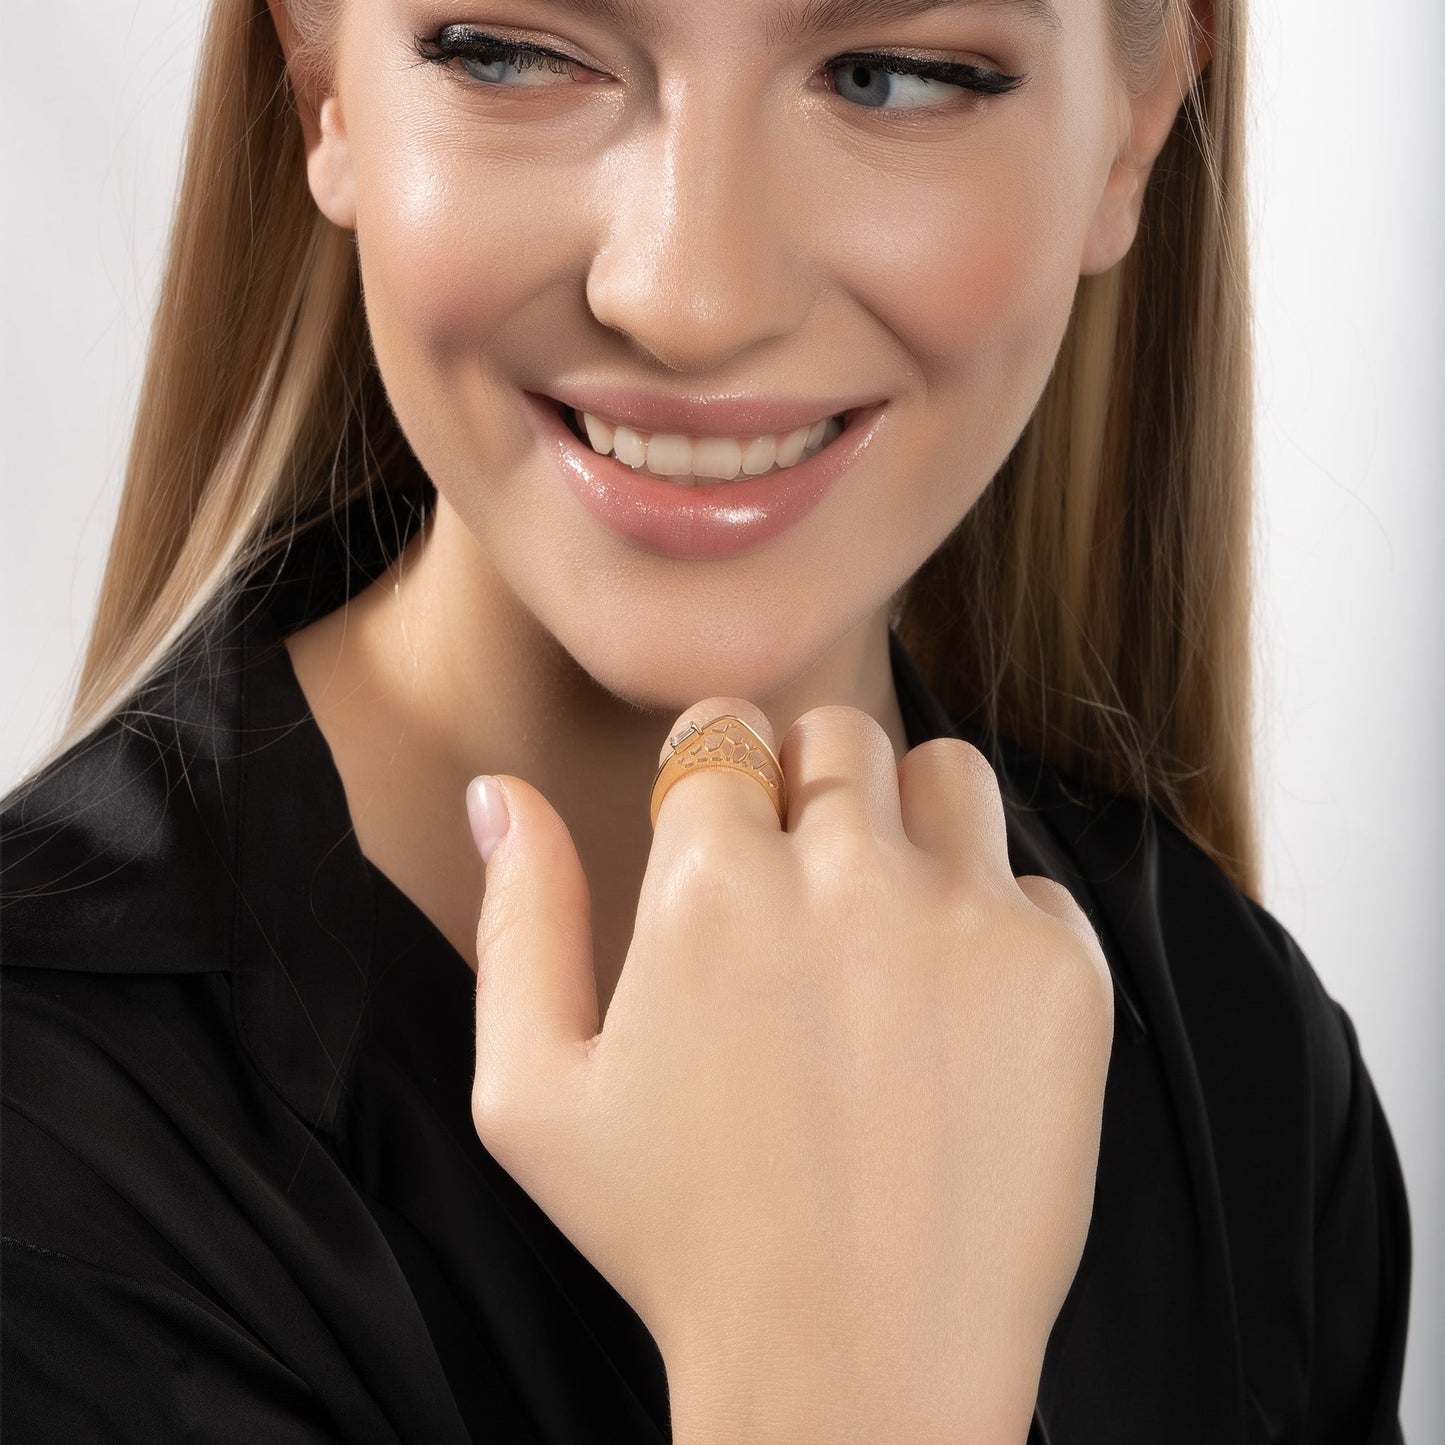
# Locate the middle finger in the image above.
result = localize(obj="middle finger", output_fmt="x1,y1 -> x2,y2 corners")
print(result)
777,705 -> 908,849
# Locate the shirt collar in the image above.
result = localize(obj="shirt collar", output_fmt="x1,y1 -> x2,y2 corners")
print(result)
3,481 -> 1150,1136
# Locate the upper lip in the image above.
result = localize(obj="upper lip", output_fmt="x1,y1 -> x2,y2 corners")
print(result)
539,384 -> 881,439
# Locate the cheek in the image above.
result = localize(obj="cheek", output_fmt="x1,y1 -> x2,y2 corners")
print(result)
815,116 -> 1107,505
842,151 -> 1086,387
353,142 -> 556,364
344,99 -> 592,452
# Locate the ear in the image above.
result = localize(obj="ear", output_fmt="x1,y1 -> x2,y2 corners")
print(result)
265,0 -> 357,230
1079,0 -> 1212,276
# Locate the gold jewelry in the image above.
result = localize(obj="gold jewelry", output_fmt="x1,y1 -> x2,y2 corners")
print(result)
649,715 -> 787,830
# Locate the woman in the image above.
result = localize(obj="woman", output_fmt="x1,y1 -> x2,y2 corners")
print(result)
0,0 -> 1412,1438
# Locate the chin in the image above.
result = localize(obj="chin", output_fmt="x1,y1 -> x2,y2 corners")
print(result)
555,618 -> 819,720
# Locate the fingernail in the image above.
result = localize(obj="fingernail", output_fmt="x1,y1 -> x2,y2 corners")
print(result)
465,775 -> 510,864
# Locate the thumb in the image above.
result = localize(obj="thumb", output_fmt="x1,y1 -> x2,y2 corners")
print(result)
465,774 -> 598,1128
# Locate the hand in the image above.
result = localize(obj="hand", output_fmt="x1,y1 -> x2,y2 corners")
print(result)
465,697 -> 1114,1442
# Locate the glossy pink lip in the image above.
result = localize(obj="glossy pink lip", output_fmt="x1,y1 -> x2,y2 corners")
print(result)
525,391 -> 888,561
544,384 -> 880,438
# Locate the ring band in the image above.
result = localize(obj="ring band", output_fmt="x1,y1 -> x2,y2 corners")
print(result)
649,715 -> 787,830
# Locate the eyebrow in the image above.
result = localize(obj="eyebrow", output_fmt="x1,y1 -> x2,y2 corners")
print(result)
763,0 -> 1063,45
536,0 -> 1063,46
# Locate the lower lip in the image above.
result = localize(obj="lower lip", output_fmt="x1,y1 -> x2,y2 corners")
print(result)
524,392 -> 888,560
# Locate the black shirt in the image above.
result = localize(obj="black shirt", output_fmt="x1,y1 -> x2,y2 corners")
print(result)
1,488 -> 1411,1443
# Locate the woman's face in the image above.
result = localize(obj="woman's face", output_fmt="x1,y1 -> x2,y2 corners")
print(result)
309,0 -> 1150,710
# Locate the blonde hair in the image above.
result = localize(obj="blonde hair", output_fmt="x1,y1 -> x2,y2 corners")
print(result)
899,0 -> 1257,892
23,0 -> 1258,897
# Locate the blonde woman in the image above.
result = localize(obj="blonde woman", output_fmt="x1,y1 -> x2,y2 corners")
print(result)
0,0 -> 1411,1440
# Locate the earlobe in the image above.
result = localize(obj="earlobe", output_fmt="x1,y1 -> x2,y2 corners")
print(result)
265,0 -> 356,230
1079,0 -> 1213,276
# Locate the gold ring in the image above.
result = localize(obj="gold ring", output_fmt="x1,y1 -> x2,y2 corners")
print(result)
649,715 -> 787,830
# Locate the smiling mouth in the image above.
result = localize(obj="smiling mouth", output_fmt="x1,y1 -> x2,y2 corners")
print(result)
551,397 -> 852,485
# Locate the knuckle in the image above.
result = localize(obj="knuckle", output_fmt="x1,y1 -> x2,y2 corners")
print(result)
470,1069 -> 520,1155
471,1064 -> 572,1174
950,737 -> 1000,790
684,697 -> 763,732
1071,939 -> 1115,1016
662,700 -> 774,769
922,733 -> 987,769
1017,873 -> 1082,920
803,701 -> 867,729
1016,876 -> 1107,979
906,735 -> 999,794
790,702 -> 887,751
1039,926 -> 1116,1040
663,837 -> 759,920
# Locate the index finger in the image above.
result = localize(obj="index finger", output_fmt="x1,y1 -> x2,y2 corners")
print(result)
651,696 -> 784,839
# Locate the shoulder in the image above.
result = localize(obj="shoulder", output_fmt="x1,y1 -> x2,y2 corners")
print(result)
2,591 -> 377,1161
0,615 -> 247,978
2,613 -> 273,1241
1141,801 -> 1366,1200
997,742 -> 1411,1425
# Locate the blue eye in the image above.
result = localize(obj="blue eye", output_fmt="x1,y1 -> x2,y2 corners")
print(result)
825,53 -> 1025,110
414,29 -> 582,87
457,47 -> 574,86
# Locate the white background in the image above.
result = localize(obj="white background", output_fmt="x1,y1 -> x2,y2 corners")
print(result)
2,2 -> 1440,1435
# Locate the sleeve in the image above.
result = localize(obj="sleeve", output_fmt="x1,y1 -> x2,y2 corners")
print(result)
1279,928 -> 1413,1445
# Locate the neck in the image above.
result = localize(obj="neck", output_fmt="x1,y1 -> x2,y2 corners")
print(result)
285,494 -> 910,1019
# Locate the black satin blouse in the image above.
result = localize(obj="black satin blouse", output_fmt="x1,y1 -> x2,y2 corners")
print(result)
1,488 -> 1411,1443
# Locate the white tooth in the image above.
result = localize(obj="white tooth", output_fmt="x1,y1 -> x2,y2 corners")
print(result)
581,410 -> 615,454
644,432 -> 693,476
740,435 -> 777,475
774,425 -> 810,468
691,436 -> 743,480
612,424 -> 648,468
592,413 -> 837,483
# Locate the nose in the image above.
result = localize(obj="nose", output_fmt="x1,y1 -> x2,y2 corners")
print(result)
584,86 -> 813,374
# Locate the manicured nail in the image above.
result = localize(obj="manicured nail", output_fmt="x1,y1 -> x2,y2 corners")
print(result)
465,776 -> 510,864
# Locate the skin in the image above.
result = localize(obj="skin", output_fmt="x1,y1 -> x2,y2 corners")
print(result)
277,0 -> 1205,1025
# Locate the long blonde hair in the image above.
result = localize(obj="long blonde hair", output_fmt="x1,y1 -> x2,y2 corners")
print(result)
24,0 -> 1258,897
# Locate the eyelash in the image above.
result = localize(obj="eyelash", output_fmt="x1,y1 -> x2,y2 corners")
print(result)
412,28 -> 1026,109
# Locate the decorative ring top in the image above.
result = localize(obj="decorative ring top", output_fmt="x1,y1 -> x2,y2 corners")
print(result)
649,715 -> 787,830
